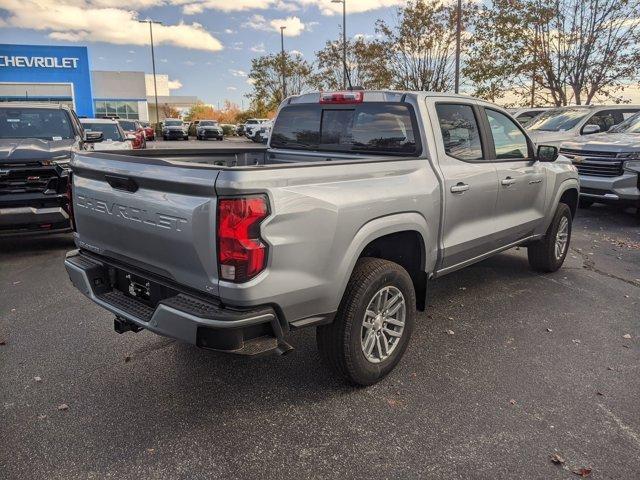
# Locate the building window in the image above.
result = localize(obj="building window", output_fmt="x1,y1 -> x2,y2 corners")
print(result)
94,100 -> 139,119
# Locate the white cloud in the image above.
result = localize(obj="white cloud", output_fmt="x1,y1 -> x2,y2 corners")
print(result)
224,28 -> 236,34
250,42 -> 266,53
184,60 -> 196,66
270,17 -> 305,36
168,79 -> 183,89
243,15 -> 306,37
2,0 -> 223,52
290,49 -> 303,56
243,14 -> 268,31
128,50 -> 136,54
227,86 -> 237,91
229,69 -> 247,77
296,0 -> 405,16
179,0 -> 278,14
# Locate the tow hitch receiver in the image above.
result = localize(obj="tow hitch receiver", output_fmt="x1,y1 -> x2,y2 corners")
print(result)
114,316 -> 143,334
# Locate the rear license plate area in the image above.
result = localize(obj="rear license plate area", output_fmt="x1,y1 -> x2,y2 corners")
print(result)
114,269 -> 168,307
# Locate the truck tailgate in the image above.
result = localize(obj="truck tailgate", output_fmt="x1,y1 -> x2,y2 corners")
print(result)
71,152 -> 221,296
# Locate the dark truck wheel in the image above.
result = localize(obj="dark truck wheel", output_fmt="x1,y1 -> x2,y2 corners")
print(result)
317,258 -> 416,386
528,203 -> 572,273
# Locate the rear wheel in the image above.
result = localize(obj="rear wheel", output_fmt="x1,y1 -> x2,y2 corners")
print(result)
528,203 -> 572,272
317,258 -> 416,386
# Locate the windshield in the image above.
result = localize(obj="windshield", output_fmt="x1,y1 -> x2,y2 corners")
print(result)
527,108 -> 590,132
119,120 -> 137,131
610,111 -> 640,134
199,121 -> 218,126
0,108 -> 74,140
164,120 -> 182,127
271,103 -> 420,156
82,123 -> 123,141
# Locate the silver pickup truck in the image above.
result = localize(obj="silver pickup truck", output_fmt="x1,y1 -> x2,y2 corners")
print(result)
65,91 -> 579,385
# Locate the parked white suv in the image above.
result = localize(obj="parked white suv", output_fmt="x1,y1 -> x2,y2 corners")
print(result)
244,118 -> 270,140
527,105 -> 640,148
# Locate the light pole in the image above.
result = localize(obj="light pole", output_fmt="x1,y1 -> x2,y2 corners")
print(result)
139,19 -> 162,129
331,0 -> 347,89
280,26 -> 287,100
454,0 -> 462,94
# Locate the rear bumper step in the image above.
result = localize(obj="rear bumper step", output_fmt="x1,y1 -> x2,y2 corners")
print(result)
64,250 -> 290,355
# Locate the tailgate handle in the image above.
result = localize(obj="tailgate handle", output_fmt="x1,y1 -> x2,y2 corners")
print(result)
105,175 -> 138,193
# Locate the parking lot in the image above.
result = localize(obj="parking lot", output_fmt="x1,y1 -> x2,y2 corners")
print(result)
1,204 -> 638,479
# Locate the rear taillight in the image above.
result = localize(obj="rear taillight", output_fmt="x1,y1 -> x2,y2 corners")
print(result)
65,172 -> 76,232
319,91 -> 364,104
217,195 -> 269,282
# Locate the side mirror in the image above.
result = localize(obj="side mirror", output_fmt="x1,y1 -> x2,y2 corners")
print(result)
582,124 -> 600,135
537,145 -> 559,162
84,131 -> 103,143
125,134 -> 137,141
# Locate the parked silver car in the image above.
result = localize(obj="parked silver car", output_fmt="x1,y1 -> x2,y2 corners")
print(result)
527,105 -> 640,148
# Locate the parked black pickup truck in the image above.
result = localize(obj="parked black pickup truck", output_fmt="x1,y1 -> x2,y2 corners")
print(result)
0,103 -> 102,235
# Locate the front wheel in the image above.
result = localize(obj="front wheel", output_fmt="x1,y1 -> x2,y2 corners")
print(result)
317,258 -> 416,386
528,203 -> 572,272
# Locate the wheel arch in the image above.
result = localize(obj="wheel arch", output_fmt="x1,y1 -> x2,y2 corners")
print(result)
336,213 -> 435,312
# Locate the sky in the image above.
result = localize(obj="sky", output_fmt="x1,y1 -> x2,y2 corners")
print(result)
0,0 -> 406,108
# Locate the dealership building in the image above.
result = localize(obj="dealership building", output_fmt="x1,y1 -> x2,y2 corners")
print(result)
0,43 -> 200,121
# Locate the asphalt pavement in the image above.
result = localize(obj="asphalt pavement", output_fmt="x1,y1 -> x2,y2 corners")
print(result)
1,203 -> 639,480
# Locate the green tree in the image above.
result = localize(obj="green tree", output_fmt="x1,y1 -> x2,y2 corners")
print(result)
314,34 -> 392,90
247,52 -> 317,112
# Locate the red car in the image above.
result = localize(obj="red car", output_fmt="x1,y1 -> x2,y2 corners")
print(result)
118,120 -> 146,149
139,121 -> 155,141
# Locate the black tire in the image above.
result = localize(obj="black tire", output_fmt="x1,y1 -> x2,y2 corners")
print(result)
317,258 -> 416,386
578,198 -> 594,209
528,203 -> 572,273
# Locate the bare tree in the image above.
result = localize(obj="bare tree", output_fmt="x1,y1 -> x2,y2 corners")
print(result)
466,0 -> 640,106
375,0 -> 477,92
247,53 -> 317,112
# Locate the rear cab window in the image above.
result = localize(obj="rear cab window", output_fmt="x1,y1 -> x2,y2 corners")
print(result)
270,103 -> 421,156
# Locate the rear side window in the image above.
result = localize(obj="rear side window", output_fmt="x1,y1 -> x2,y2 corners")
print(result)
270,103 -> 420,155
435,104 -> 483,161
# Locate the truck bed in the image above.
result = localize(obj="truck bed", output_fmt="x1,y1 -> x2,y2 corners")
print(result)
87,147 -> 402,170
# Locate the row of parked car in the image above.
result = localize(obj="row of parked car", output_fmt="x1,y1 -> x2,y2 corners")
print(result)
508,104 -> 640,210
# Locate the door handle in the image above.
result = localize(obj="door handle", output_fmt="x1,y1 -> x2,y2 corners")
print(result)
450,183 -> 470,193
529,178 -> 542,184
501,177 -> 516,186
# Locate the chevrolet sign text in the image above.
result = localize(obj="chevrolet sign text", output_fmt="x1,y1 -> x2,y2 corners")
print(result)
0,56 -> 79,69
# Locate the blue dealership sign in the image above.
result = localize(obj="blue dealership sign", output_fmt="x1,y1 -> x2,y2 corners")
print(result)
0,44 -> 94,116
